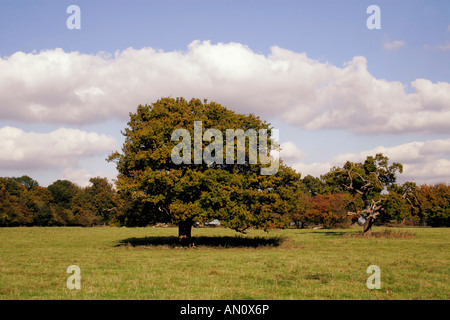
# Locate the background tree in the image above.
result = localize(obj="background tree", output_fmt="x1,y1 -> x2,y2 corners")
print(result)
47,179 -> 80,225
12,175 -> 39,191
0,178 -> 33,226
300,175 -> 329,196
388,181 -> 423,225
72,188 -> 97,227
28,186 -> 54,226
304,193 -> 353,229
383,191 -> 411,223
47,180 -> 80,210
289,190 -> 312,228
322,154 -> 403,236
84,177 -> 118,224
418,183 -> 450,227
108,97 -> 300,241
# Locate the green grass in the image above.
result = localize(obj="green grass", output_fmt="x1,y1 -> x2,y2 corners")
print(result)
0,226 -> 448,300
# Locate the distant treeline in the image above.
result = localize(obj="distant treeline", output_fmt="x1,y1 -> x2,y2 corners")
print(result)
0,176 -> 118,227
0,175 -> 449,228
292,175 -> 449,228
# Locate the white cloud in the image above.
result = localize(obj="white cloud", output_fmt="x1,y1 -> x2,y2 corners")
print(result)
289,138 -> 450,185
280,141 -> 306,163
61,168 -> 116,188
61,168 -> 93,188
291,161 -> 333,179
383,40 -> 406,51
0,41 -> 449,134
0,126 -> 117,170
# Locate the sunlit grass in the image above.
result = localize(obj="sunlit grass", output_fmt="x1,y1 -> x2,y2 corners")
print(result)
0,226 -> 448,299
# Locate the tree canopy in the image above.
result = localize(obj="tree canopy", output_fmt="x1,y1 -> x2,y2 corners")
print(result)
108,97 -> 301,239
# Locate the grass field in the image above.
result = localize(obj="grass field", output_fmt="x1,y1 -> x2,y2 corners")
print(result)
0,226 -> 448,300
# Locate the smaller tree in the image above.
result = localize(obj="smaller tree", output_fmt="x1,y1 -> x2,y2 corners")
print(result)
322,154 -> 403,236
418,183 -> 450,227
47,180 -> 80,210
0,178 -> 33,226
383,191 -> 411,223
301,175 -> 329,196
47,180 -> 80,225
28,186 -> 54,226
85,177 -> 118,224
12,175 -> 39,191
305,193 -> 353,229
388,181 -> 422,225
289,191 -> 312,228
72,188 -> 97,226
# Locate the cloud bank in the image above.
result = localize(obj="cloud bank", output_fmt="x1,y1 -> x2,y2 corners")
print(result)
0,126 -> 117,169
1,41 -> 449,134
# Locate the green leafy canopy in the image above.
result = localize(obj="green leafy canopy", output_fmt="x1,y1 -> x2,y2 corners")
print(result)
108,97 -> 301,233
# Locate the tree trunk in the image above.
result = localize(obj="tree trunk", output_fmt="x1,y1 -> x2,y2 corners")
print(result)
363,217 -> 374,237
178,220 -> 193,245
361,195 -> 373,237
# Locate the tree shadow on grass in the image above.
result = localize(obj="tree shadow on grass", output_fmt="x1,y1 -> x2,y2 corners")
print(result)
116,235 -> 286,248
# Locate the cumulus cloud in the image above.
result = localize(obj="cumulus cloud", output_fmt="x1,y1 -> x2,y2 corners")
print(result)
291,161 -> 333,180
61,168 -> 116,188
279,141 -> 306,163
288,138 -> 450,185
0,126 -> 117,169
61,168 -> 93,188
383,40 -> 406,51
1,41 -> 449,134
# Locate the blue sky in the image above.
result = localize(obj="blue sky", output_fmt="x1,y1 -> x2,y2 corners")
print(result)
0,0 -> 449,187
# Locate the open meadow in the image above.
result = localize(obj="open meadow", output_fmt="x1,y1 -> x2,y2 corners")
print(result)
0,226 -> 448,300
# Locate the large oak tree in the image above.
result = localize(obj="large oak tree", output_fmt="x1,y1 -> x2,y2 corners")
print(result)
108,97 -> 300,241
